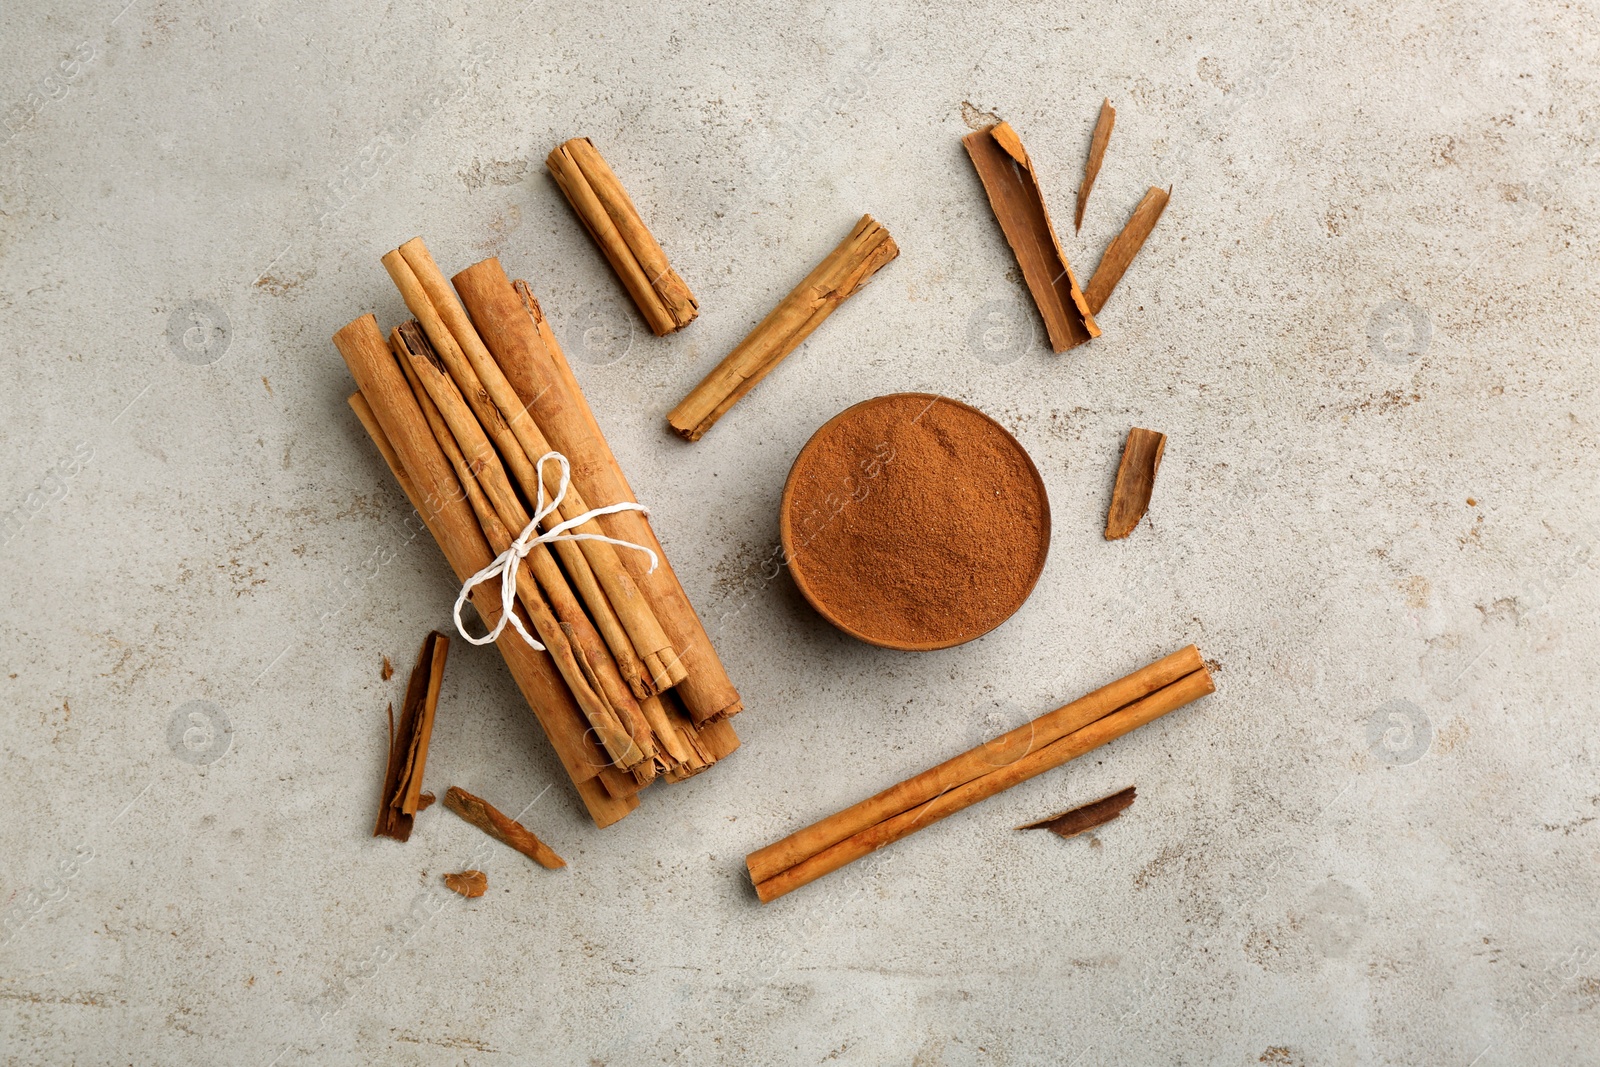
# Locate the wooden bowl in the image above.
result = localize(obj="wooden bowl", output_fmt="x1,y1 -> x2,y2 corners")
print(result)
779,393 -> 1051,651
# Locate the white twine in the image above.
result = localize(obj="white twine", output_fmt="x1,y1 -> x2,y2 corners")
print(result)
454,451 -> 657,650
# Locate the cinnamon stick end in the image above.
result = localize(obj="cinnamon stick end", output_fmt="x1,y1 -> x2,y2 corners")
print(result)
1104,428 -> 1166,539
443,870 -> 488,898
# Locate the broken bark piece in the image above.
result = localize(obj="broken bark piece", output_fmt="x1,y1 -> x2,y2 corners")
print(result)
1018,785 -> 1136,839
1104,428 -> 1166,540
416,791 -> 436,812
963,121 -> 1100,353
373,631 -> 450,841
1084,186 -> 1170,315
444,786 -> 566,870
1075,99 -> 1116,232
381,655 -> 393,681
443,870 -> 487,898
667,214 -> 898,441
548,137 -> 699,335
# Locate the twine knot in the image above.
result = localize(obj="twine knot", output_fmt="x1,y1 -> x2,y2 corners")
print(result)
454,451 -> 656,649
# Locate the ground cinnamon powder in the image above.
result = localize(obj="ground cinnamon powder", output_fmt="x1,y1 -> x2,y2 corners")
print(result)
782,393 -> 1050,649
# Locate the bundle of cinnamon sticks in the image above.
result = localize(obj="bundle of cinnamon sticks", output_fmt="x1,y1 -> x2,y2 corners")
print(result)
334,239 -> 742,827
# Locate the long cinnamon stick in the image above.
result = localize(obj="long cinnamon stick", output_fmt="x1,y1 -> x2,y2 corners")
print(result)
445,785 -> 566,869
386,241 -> 684,695
745,645 -> 1204,886
1084,186 -> 1169,316
667,214 -> 898,441
336,317 -> 636,827
1074,99 -> 1115,232
548,137 -> 698,335
1104,427 -> 1166,540
453,261 -> 744,725
963,121 -> 1099,352
753,665 -> 1214,902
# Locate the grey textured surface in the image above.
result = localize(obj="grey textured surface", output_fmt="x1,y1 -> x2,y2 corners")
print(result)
2,1 -> 1598,1064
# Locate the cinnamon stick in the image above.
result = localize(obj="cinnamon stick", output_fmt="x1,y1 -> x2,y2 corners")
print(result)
1104,427 -> 1166,540
752,665 -> 1214,902
666,214 -> 898,441
1084,186 -> 1169,315
548,137 -> 698,335
453,260 -> 744,725
745,645 -> 1204,886
386,240 -> 684,696
963,121 -> 1099,352
337,316 -> 636,827
445,785 -> 566,869
1074,99 -> 1115,232
1017,785 -> 1135,838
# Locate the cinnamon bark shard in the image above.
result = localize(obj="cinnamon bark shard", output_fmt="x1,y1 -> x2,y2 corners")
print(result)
1018,785 -> 1136,839
548,137 -> 698,335
380,655 -> 393,681
444,786 -> 566,869
963,121 -> 1100,353
443,870 -> 487,898
1084,186 -> 1170,315
1075,99 -> 1116,232
373,631 -> 450,841
667,214 -> 898,441
1105,428 -> 1166,540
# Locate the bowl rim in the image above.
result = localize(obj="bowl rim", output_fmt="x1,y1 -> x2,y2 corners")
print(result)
778,391 -> 1052,652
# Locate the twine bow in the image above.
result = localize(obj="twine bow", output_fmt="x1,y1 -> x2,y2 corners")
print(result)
454,451 -> 657,650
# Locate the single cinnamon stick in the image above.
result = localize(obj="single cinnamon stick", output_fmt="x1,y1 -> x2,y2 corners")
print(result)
453,262 -> 744,724
387,241 -> 683,695
443,870 -> 488,898
666,214 -> 898,441
445,785 -> 566,869
391,323 -> 651,773
753,666 -> 1214,902
337,317 -> 636,827
963,121 -> 1099,353
1074,99 -> 1115,232
1104,427 -> 1166,540
745,645 -> 1203,886
1017,785 -> 1135,839
1084,186 -> 1169,315
548,137 -> 698,335
395,630 -> 449,817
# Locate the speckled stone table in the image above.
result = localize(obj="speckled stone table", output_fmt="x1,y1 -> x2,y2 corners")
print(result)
2,1 -> 1597,1063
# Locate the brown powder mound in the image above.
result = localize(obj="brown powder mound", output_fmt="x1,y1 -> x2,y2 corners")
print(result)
782,393 -> 1050,649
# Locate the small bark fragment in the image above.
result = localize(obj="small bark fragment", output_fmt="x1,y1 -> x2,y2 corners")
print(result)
1018,785 -> 1136,839
416,791 -> 436,812
444,786 -> 567,869
443,870 -> 487,898
1075,99 -> 1116,232
381,655 -> 393,681
1104,428 -> 1166,540
1084,186 -> 1170,315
